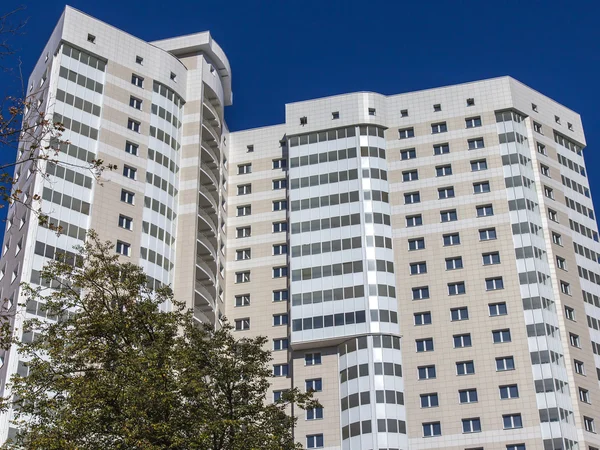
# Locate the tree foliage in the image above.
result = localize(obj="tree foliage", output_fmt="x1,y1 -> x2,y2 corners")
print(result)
3,232 -> 317,449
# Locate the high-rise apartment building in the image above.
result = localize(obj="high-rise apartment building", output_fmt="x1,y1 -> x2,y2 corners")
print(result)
0,6 -> 598,450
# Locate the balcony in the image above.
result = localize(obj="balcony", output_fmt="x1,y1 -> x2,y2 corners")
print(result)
197,207 -> 218,233
199,184 -> 218,211
197,233 -> 217,259
195,255 -> 217,283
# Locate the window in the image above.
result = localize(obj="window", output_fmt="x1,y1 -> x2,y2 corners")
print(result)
440,210 -> 457,223
400,148 -> 416,160
238,164 -> 252,174
273,266 -> 288,278
273,364 -> 289,377
235,248 -> 251,261
273,200 -> 287,211
306,378 -> 322,392
574,360 -> 585,375
479,228 -> 497,241
403,170 -> 418,181
496,356 -> 515,371
405,192 -> 421,204
483,252 -> 500,265
471,159 -> 487,171
116,241 -> 131,256
408,238 -> 425,251
476,204 -> 494,217
584,416 -> 595,433
561,281 -> 571,295
272,179 -> 287,190
406,215 -> 423,227
443,233 -> 460,246
273,221 -> 287,233
273,244 -> 287,255
273,290 -> 288,302
123,165 -> 137,180
305,353 -> 321,365
272,158 -> 287,169
537,142 -> 547,155
131,74 -> 144,87
87,33 -> 96,43
401,109 -> 408,117
236,184 -> 252,196
579,388 -> 591,403
273,390 -> 285,402
306,434 -> 323,448
246,145 -> 254,153
500,385 -> 519,399
459,389 -> 478,403
473,181 -> 490,194
135,55 -> 143,64
399,127 -> 415,139
448,282 -> 466,296
552,232 -> 562,245
125,141 -> 138,155
306,407 -> 323,420
121,189 -> 135,204
118,215 -> 133,230
503,414 -> 522,429
486,277 -> 504,291
544,186 -> 554,199
418,365 -> 436,380
235,271 -> 250,283
410,262 -> 427,275
568,122 -> 574,131
454,334 -> 472,348
235,294 -> 250,307
446,257 -> 463,270
462,418 -> 481,433
236,226 -> 251,238
540,164 -> 550,176
489,302 -> 507,316
332,111 -> 339,119
273,313 -> 288,326
416,338 -> 434,352
412,286 -> 430,300
507,445 -> 526,450
170,72 -> 177,82
436,165 -> 452,177
129,96 -> 142,110
235,318 -> 250,331
423,422 -> 441,437
457,360 -> 475,375
493,329 -> 511,343
466,98 -> 475,106
466,117 -> 482,128
438,186 -> 455,199
299,116 -> 307,125
237,205 -> 251,217
451,307 -> 469,321
570,333 -> 581,348
414,311 -> 432,325
420,393 -> 438,408
468,138 -> 485,149
533,122 -> 542,134
556,256 -> 567,270
433,143 -> 449,155
127,119 -> 140,132
368,107 -> 376,116
431,122 -> 447,134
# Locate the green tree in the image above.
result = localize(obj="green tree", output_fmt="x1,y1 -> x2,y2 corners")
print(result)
4,232 -> 317,449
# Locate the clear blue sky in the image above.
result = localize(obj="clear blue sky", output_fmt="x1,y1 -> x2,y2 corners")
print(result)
1,0 -> 600,210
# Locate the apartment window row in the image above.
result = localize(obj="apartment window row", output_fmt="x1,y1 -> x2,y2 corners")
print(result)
527,323 -> 558,338
45,162 -> 93,189
579,265 -> 600,287
55,88 -> 101,117
39,217 -> 86,241
406,205 -> 495,228
291,310 -> 367,331
565,196 -> 595,220
291,283 -> 396,307
291,235 -> 362,257
139,245 -> 172,270
414,303 -> 506,325
58,66 -> 104,95
34,241 -> 82,267
148,148 -> 179,175
583,289 -> 600,308
62,43 -> 106,71
290,168 -> 360,189
569,218 -> 599,242
52,112 -> 99,140
505,174 -> 534,190
554,131 -> 582,155
512,221 -> 541,236
289,146 -> 358,168
340,363 -> 369,383
150,103 -> 182,129
502,152 -> 530,168
558,153 -> 586,177
399,117 -> 482,140
508,197 -> 538,213
152,80 -> 184,109
56,141 -> 94,164
291,259 -> 368,281
290,212 -> 362,234
143,196 -> 176,221
498,131 -> 527,145
495,110 -> 524,123
290,190 -> 361,212
422,414 -> 523,437
41,187 -> 90,215
146,170 -> 178,197
562,174 -> 590,197
289,126 -> 359,148
149,125 -> 180,151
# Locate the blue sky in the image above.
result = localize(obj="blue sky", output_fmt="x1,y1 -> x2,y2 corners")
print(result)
1,0 -> 600,212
